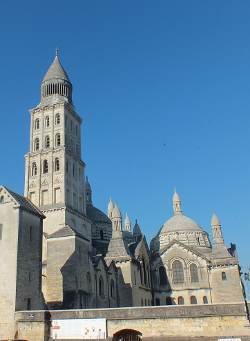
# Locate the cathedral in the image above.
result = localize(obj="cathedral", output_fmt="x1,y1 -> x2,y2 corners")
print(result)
0,53 -> 245,339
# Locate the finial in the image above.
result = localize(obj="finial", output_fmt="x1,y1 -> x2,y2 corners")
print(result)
55,48 -> 59,57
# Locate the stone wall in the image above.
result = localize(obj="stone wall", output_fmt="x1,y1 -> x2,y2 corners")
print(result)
15,303 -> 250,341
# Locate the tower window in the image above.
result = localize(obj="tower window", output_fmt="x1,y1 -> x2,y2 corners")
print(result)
34,138 -> 39,151
172,260 -> 184,284
31,162 -> 37,176
66,160 -> 69,173
178,296 -> 184,305
190,296 -> 197,304
45,116 -> 50,127
159,266 -> 168,286
99,276 -> 104,297
55,133 -> 61,147
75,125 -> 78,136
0,196 -> 4,204
166,297 -> 172,305
110,279 -> 115,298
100,230 -> 104,240
35,118 -> 40,130
203,296 -> 208,304
29,226 -> 33,242
27,298 -> 31,310
43,160 -> 48,173
55,113 -> 60,125
222,271 -> 227,281
190,263 -> 199,283
45,135 -> 50,148
55,158 -> 60,171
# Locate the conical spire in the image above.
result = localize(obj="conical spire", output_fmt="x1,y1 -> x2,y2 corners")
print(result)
107,198 -> 114,218
42,51 -> 70,82
111,203 -> 122,231
173,189 -> 182,215
41,52 -> 72,104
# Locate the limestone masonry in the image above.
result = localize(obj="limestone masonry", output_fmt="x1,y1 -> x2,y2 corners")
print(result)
0,54 -> 248,340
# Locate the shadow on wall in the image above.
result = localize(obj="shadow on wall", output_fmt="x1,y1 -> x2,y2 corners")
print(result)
112,329 -> 142,341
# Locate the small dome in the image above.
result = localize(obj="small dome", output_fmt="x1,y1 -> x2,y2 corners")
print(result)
42,55 -> 70,83
161,213 -> 202,233
112,204 -> 122,219
211,213 -> 220,226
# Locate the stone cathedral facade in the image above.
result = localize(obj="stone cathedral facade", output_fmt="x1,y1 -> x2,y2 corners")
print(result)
0,54 -> 245,339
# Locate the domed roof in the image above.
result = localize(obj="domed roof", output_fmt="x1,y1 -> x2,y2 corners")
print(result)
42,55 -> 70,83
161,213 -> 202,234
86,205 -> 111,224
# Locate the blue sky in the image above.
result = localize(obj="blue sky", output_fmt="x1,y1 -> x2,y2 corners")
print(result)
0,1 -> 249,292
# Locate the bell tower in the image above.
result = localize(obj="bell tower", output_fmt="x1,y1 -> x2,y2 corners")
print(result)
24,52 -> 90,238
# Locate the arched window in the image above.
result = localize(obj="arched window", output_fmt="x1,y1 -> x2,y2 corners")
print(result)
45,135 -> 50,148
178,296 -> 184,305
0,196 -> 4,204
159,266 -> 168,286
55,158 -> 60,171
87,272 -> 91,292
222,271 -> 227,281
34,138 -> 39,151
55,133 -> 61,147
31,162 -> 37,176
141,299 -> 143,306
55,113 -> 60,125
190,296 -> 197,304
45,116 -> 50,127
155,298 -> 160,306
99,276 -> 104,297
166,297 -> 172,305
172,260 -> 184,284
110,279 -> 115,298
43,160 -> 48,174
35,118 -> 40,130
203,296 -> 208,304
100,230 -> 104,240
190,263 -> 199,283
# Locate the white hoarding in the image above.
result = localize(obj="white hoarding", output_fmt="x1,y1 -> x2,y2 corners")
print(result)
218,339 -> 241,341
51,318 -> 107,340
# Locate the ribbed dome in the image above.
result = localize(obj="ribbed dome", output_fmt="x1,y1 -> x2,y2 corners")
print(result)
42,55 -> 70,82
161,213 -> 202,233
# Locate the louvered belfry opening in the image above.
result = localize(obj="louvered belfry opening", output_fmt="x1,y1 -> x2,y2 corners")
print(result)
41,79 -> 72,103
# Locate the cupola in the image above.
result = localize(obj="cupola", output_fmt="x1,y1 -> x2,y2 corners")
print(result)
41,50 -> 73,104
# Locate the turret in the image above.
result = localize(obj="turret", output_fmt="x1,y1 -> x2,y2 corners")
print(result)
41,50 -> 73,105
124,213 -> 131,232
112,204 -> 122,231
211,213 -> 224,245
173,189 -> 182,215
133,219 -> 142,240
107,198 -> 114,219
85,176 -> 92,205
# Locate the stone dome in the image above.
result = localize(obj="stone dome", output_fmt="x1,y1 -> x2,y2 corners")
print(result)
86,205 -> 111,224
161,213 -> 202,234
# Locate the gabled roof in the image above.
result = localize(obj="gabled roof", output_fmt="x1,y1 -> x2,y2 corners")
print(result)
158,239 -> 211,262
0,186 -> 45,218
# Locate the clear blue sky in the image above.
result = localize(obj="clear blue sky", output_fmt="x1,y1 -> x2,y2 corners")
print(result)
0,1 -> 249,291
